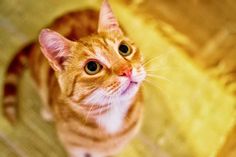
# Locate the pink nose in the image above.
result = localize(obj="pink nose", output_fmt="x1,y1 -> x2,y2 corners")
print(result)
119,68 -> 132,77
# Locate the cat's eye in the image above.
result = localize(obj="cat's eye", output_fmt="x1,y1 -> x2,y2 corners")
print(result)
118,42 -> 132,57
85,61 -> 102,75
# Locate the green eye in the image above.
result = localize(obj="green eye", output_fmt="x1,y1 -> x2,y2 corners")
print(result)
118,42 -> 132,56
85,61 -> 102,75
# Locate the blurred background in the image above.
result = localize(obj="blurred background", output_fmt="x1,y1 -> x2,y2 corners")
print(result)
0,0 -> 236,157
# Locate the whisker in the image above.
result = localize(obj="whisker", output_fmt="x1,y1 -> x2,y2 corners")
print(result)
85,103 -> 95,122
146,74 -> 173,84
145,66 -> 183,74
142,52 -> 171,67
107,86 -> 119,95
97,96 -> 112,127
98,102 -> 104,126
108,80 -> 128,95
82,89 -> 106,122
84,94 -> 100,123
142,57 -> 159,67
143,79 -> 166,95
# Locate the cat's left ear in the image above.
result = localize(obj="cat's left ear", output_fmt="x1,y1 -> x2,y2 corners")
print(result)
39,29 -> 73,72
98,0 -> 123,35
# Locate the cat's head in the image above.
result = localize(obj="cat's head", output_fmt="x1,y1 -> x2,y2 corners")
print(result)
39,0 -> 146,106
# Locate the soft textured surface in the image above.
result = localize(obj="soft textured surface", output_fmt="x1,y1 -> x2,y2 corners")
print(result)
0,0 -> 236,157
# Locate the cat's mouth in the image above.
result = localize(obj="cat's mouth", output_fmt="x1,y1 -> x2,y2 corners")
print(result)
121,81 -> 138,95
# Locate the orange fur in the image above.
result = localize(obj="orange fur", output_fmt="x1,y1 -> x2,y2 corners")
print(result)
2,1 -> 146,157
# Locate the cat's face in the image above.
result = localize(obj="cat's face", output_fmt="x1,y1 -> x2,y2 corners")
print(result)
39,0 -> 146,106
65,32 -> 146,105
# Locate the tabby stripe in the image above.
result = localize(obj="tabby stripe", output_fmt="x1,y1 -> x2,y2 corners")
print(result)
67,106 -> 140,143
95,38 -> 108,50
68,73 -> 99,103
47,68 -> 57,106
57,103 -> 99,129
67,74 -> 79,97
4,83 -> 17,97
69,89 -> 97,104
71,104 -> 111,117
2,44 -> 33,123
87,107 -> 111,117
79,103 -> 109,110
96,38 -> 112,57
125,100 -> 139,123
68,99 -> 111,118
29,45 -> 41,85
80,41 -> 95,54
66,117 -> 139,147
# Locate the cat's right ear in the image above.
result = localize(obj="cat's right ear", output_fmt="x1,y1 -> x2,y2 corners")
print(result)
39,29 -> 73,72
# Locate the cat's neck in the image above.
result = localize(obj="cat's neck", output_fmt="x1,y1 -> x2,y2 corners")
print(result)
63,92 -> 139,134
96,97 -> 136,134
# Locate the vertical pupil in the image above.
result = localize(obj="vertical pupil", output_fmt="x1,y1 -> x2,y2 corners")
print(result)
119,44 -> 129,53
87,62 -> 97,71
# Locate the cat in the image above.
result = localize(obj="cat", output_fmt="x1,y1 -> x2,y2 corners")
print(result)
2,0 -> 146,157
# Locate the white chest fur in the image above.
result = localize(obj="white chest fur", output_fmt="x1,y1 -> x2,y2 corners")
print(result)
96,99 -> 133,134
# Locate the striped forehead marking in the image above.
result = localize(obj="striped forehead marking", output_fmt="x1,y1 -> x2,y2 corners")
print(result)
94,47 -> 111,68
105,38 -> 116,47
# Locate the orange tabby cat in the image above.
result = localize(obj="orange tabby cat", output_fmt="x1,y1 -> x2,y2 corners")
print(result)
2,0 -> 146,157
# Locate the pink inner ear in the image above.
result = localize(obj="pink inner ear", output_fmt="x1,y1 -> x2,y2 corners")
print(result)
98,0 -> 123,34
39,29 -> 71,71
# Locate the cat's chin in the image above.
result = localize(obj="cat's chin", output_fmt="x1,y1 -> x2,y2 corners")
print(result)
120,81 -> 140,99
121,81 -> 138,95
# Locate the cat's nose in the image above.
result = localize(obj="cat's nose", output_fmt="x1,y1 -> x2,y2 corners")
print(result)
118,67 -> 132,77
